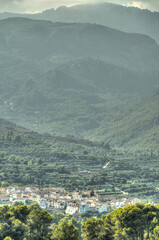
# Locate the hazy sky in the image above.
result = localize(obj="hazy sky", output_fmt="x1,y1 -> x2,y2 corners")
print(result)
0,0 -> 158,13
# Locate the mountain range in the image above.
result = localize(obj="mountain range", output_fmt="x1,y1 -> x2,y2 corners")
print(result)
0,5 -> 159,150
0,3 -> 159,43
0,3 -> 159,202
1,17 -> 158,71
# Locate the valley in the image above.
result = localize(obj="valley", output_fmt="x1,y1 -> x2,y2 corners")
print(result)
0,3 -> 158,203
0,118 -> 159,203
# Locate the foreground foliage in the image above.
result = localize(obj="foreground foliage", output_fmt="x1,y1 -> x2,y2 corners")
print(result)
1,203 -> 159,239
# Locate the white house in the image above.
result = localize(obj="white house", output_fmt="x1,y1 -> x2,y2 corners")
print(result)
25,187 -> 32,193
131,198 -> 141,204
66,205 -> 78,215
38,198 -> 48,209
115,201 -> 125,208
54,200 -> 67,210
79,204 -> 90,213
0,198 -> 11,206
97,204 -> 108,213
7,187 -> 16,194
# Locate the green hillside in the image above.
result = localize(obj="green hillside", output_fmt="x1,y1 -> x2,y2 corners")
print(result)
0,17 -> 159,151
92,87 -> 159,150
0,18 -> 159,139
0,118 -> 111,190
0,118 -> 159,200
0,17 -> 158,71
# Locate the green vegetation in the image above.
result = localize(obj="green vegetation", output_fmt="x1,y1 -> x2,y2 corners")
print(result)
93,87 -> 159,150
82,203 -> 159,240
0,17 -> 159,150
1,203 -> 159,239
0,118 -> 159,201
0,10 -> 158,240
0,14 -> 159,206
0,204 -> 52,240
0,118 -> 110,190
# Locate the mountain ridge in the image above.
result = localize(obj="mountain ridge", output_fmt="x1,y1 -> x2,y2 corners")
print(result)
0,2 -> 159,42
0,17 -> 159,149
0,17 -> 158,71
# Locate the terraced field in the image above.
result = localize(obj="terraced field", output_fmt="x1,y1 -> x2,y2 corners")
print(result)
0,118 -> 159,202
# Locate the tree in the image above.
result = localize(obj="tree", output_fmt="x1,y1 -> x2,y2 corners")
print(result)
26,209 -> 52,240
3,237 -> 14,240
102,203 -> 159,240
9,218 -> 28,240
149,225 -> 159,240
0,205 -> 12,223
82,218 -> 103,240
13,135 -> 21,142
1,182 -> 9,187
0,223 -> 11,240
0,218 -> 27,240
52,213 -> 65,224
13,205 -> 29,223
104,142 -> 110,151
12,201 -> 24,207
50,219 -> 80,240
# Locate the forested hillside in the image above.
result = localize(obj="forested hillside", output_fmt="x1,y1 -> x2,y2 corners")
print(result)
0,17 -> 159,143
0,17 -> 158,71
93,87 -> 159,150
0,118 -> 159,201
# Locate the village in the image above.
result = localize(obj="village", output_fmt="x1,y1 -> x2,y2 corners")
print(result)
0,186 -> 141,217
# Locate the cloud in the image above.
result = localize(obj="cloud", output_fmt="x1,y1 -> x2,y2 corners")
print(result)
128,0 -> 159,11
129,1 -> 145,8
0,0 -> 107,13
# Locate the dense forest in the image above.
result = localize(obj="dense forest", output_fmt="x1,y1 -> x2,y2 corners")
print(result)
1,203 -> 159,240
93,86 -> 159,150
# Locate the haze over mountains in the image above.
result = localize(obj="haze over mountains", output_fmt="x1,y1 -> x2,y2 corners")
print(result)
0,3 -> 159,43
0,3 -> 159,150
1,17 -> 158,71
